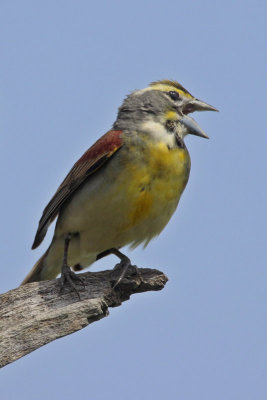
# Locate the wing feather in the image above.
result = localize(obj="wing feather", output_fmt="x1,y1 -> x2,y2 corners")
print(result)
32,130 -> 123,249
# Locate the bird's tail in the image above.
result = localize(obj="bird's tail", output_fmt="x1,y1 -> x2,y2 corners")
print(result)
21,248 -> 52,285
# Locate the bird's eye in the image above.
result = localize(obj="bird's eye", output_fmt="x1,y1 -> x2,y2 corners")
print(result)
168,91 -> 180,101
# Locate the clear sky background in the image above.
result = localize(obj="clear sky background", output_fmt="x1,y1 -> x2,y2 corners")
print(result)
0,1 -> 266,399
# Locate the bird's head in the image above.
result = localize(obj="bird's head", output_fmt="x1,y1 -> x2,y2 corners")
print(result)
146,79 -> 218,115
114,79 -> 218,140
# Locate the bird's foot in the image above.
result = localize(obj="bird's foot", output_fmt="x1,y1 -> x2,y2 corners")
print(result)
60,263 -> 84,300
97,247 -> 143,289
112,255 -> 131,289
112,262 -> 144,288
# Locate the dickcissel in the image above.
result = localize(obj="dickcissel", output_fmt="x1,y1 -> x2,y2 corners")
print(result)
22,80 -> 217,295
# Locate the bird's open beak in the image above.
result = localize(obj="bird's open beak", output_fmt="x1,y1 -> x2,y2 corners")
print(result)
183,98 -> 219,114
180,115 -> 209,139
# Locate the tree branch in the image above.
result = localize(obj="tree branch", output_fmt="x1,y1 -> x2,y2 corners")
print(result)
0,266 -> 168,368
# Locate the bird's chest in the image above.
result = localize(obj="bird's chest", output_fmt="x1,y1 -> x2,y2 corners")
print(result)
119,139 -> 191,226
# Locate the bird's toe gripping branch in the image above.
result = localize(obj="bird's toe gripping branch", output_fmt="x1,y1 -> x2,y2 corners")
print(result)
96,248 -> 142,288
59,235 -> 85,299
60,240 -> 142,299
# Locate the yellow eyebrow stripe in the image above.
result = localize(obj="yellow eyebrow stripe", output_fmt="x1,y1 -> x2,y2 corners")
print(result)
149,83 -> 193,99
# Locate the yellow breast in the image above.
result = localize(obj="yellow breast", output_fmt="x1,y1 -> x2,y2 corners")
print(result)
123,140 -> 190,227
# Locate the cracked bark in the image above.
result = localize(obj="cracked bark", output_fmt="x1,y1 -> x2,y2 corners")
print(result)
0,266 -> 168,368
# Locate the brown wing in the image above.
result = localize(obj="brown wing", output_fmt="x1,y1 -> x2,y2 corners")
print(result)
32,130 -> 124,249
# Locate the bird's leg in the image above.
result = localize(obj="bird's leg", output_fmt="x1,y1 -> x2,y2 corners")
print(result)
97,248 -> 142,288
60,234 -> 84,299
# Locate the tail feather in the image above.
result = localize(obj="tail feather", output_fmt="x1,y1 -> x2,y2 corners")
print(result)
22,240 -> 97,285
21,248 -> 51,285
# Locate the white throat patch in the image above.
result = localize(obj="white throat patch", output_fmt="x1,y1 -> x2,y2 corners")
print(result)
140,119 -> 176,147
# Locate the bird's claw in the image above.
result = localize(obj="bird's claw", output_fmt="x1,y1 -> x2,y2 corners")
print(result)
60,263 -> 84,299
112,259 -> 131,289
112,262 -> 143,289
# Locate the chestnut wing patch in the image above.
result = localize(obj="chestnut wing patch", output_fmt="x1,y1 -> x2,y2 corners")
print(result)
32,130 -> 123,249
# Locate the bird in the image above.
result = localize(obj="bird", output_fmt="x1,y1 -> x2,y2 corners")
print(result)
21,80 -> 217,295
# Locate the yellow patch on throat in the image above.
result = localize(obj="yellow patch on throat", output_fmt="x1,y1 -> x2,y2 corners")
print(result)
165,110 -> 178,120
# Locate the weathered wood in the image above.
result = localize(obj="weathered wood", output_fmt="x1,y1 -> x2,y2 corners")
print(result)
0,266 -> 167,368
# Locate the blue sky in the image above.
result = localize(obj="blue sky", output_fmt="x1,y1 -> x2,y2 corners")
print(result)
0,1 -> 266,399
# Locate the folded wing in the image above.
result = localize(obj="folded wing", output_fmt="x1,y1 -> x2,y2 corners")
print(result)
32,130 -> 124,249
